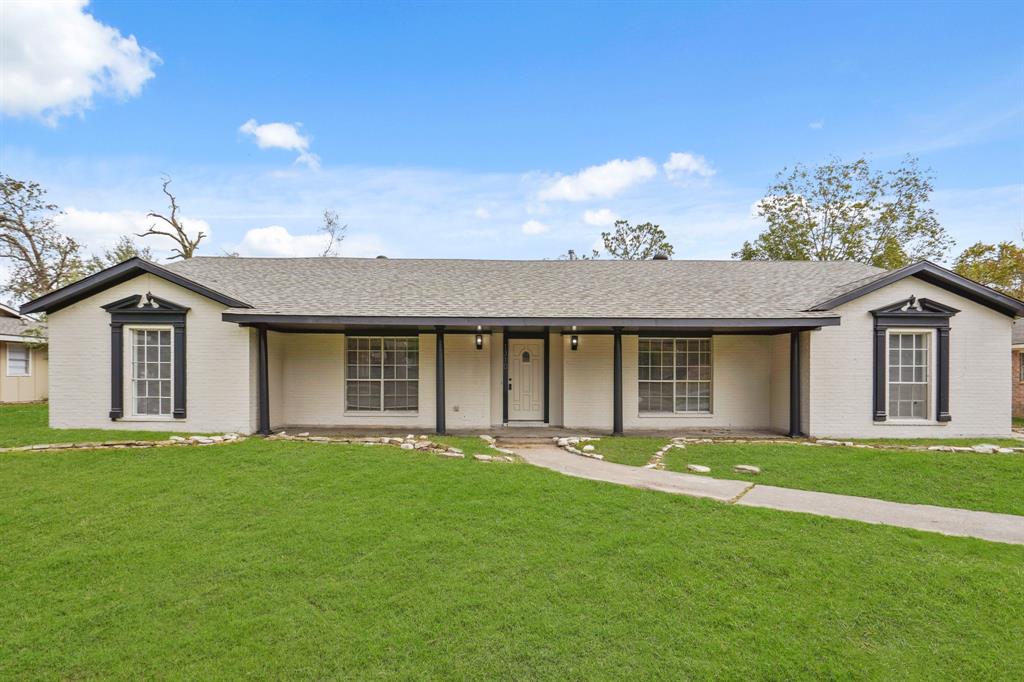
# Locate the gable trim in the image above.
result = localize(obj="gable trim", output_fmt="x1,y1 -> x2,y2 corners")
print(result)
811,260 -> 1024,317
20,258 -> 251,315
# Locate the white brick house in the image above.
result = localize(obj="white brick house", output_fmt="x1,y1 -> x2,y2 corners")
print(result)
21,257 -> 1024,438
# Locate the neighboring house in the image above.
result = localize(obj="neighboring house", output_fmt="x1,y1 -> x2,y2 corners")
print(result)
1014,320 -> 1024,419
20,257 -> 1024,438
0,303 -> 48,403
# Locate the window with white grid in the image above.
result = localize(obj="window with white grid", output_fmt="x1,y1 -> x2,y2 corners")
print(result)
346,337 -> 419,412
132,328 -> 172,416
887,331 -> 930,419
7,343 -> 29,376
638,338 -> 712,414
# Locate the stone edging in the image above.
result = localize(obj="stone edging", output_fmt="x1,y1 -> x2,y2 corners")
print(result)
266,432 -> 517,462
552,434 -> 1024,463
0,433 -> 246,454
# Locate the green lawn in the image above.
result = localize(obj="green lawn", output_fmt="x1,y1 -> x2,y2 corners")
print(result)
431,435 -> 497,456
0,402 -> 198,448
846,437 -> 1021,448
588,436 -> 670,466
2,439 -> 1023,679
664,443 -> 1024,516
1014,417 -> 1024,429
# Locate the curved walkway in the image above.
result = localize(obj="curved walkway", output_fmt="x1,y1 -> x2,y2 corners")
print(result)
515,445 -> 1024,546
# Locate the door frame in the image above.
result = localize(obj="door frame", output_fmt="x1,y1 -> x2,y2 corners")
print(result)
502,329 -> 549,423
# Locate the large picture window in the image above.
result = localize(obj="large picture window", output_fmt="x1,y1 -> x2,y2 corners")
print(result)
887,331 -> 930,420
638,338 -> 712,414
132,328 -> 172,416
346,336 -> 419,412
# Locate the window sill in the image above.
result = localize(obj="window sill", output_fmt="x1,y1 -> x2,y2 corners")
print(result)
6,373 -> 31,378
876,419 -> 943,427
637,412 -> 714,418
120,416 -> 176,423
343,412 -> 420,418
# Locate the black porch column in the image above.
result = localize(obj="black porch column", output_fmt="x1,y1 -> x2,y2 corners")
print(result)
788,331 -> 801,437
937,327 -> 951,422
257,326 -> 271,436
612,328 -> 623,436
435,327 -> 446,434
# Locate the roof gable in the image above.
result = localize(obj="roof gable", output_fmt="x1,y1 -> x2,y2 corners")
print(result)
20,258 -> 251,315
811,260 -> 1024,318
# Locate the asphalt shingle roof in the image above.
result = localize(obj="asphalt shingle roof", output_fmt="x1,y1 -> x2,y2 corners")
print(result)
161,257 -> 884,320
0,315 -> 46,339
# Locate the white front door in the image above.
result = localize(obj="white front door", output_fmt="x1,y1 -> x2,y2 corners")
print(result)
508,339 -> 544,420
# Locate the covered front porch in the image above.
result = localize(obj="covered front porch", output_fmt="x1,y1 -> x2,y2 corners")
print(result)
236,314 -> 834,438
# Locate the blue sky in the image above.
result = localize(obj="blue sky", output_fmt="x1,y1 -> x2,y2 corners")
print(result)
2,0 -> 1022,265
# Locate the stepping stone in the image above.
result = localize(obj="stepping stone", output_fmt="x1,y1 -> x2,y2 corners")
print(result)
686,464 -> 710,473
733,465 -> 760,474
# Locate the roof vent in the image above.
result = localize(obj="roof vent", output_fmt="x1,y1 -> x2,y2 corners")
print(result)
652,252 -> 669,260
376,255 -> 388,259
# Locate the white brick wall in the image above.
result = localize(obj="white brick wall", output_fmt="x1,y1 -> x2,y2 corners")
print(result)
47,274 -> 253,433
562,334 -> 614,430
808,278 -> 1012,438
444,333 -> 491,429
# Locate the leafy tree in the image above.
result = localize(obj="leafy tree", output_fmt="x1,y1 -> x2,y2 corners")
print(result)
0,174 -> 86,301
953,239 -> 1024,300
85,235 -> 154,274
137,176 -> 206,259
601,220 -> 674,260
320,209 -> 347,256
734,156 -> 952,269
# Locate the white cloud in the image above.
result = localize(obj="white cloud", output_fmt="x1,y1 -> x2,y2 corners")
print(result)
582,208 -> 619,226
538,157 -> 657,202
663,152 -> 715,179
239,119 -> 320,169
809,119 -> 825,130
54,207 -> 210,259
474,207 -> 491,220
521,219 -> 549,235
0,0 -> 159,124
235,225 -> 387,258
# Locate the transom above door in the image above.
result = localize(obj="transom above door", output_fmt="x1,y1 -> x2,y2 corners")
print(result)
507,339 -> 544,421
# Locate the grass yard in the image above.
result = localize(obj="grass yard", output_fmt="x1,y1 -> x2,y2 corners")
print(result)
663,442 -> 1024,516
846,436 -> 1022,448
588,436 -> 670,466
3,440 -> 1024,679
431,435 -> 497,456
0,402 -> 197,448
1014,417 -> 1024,429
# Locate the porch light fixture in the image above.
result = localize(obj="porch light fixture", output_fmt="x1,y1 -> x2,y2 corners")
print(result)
475,334 -> 484,350
570,335 -> 579,351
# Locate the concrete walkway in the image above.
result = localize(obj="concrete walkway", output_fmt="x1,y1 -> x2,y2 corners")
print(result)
515,445 -> 1024,545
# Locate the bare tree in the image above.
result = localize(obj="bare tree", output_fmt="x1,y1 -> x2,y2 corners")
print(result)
0,174 -> 85,301
320,209 -> 347,257
137,176 -> 206,260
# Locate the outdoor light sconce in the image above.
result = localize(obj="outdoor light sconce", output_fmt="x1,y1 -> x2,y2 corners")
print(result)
475,334 -> 484,350
570,335 -> 579,351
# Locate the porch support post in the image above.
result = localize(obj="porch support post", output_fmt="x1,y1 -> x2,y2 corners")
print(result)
937,327 -> 951,422
788,330 -> 801,437
257,325 -> 271,436
435,326 -> 446,435
612,327 -> 623,436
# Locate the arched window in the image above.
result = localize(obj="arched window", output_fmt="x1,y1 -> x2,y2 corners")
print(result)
521,350 -> 531,363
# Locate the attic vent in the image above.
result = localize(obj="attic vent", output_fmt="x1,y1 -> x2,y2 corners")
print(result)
652,252 -> 669,260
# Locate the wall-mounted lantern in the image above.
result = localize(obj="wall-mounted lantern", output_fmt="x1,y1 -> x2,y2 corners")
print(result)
475,334 -> 484,350
570,335 -> 579,351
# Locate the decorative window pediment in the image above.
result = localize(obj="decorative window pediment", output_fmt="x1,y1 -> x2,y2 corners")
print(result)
870,296 -> 958,328
102,292 -> 190,316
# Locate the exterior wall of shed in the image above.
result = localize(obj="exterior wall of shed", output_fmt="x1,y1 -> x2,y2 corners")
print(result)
1,341 -> 48,403
807,278 -> 1011,438
45,273 -> 254,433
